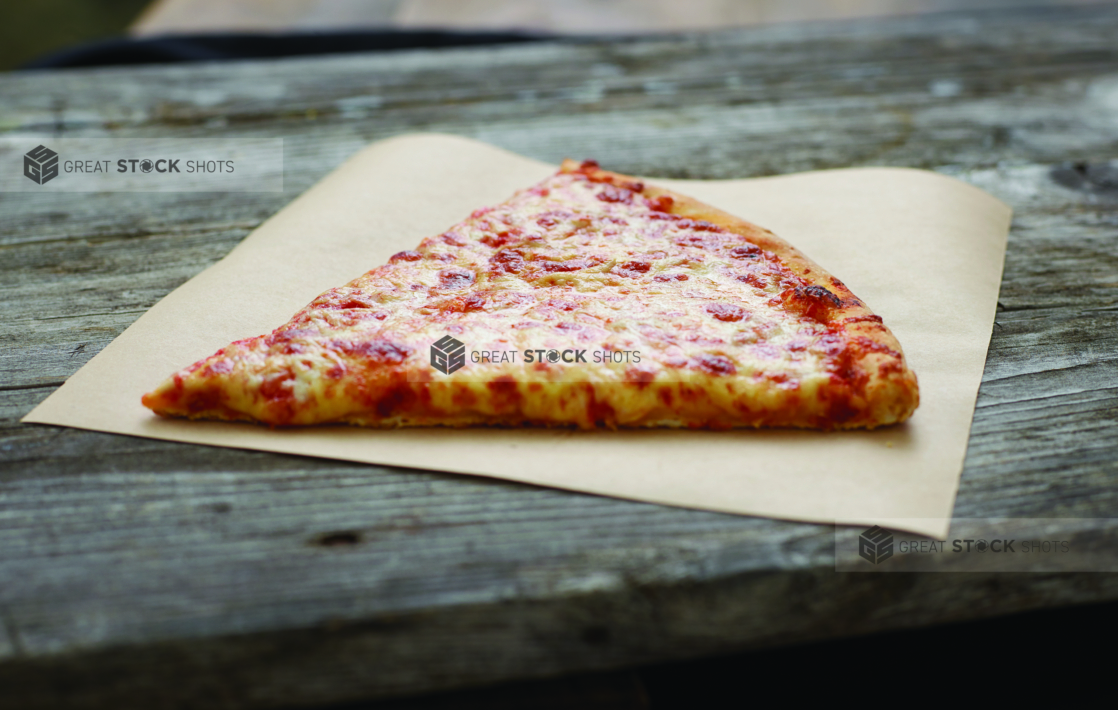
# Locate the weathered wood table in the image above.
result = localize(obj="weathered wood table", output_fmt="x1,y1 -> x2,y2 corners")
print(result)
3,6 -> 1117,708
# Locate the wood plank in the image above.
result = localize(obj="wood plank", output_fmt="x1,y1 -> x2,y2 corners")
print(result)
0,6 -> 1116,707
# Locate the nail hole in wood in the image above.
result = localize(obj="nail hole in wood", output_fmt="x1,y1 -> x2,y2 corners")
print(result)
315,531 -> 362,547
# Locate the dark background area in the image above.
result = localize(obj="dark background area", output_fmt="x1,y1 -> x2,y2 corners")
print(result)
0,0 -> 150,70
3,0 -> 1104,71
329,596 -> 1118,708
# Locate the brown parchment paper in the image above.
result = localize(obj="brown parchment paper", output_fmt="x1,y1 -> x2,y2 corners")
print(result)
23,134 -> 1011,539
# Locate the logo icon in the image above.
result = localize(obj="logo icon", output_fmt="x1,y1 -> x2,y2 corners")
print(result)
430,335 -> 466,375
24,145 -> 59,185
859,526 -> 894,565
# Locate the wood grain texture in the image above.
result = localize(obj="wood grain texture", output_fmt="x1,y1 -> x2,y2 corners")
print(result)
2,6 -> 1117,708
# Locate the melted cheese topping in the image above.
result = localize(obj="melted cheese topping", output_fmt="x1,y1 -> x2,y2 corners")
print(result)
144,165 -> 916,429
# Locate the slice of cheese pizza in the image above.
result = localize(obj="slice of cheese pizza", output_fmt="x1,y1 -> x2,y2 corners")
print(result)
143,160 -> 919,430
